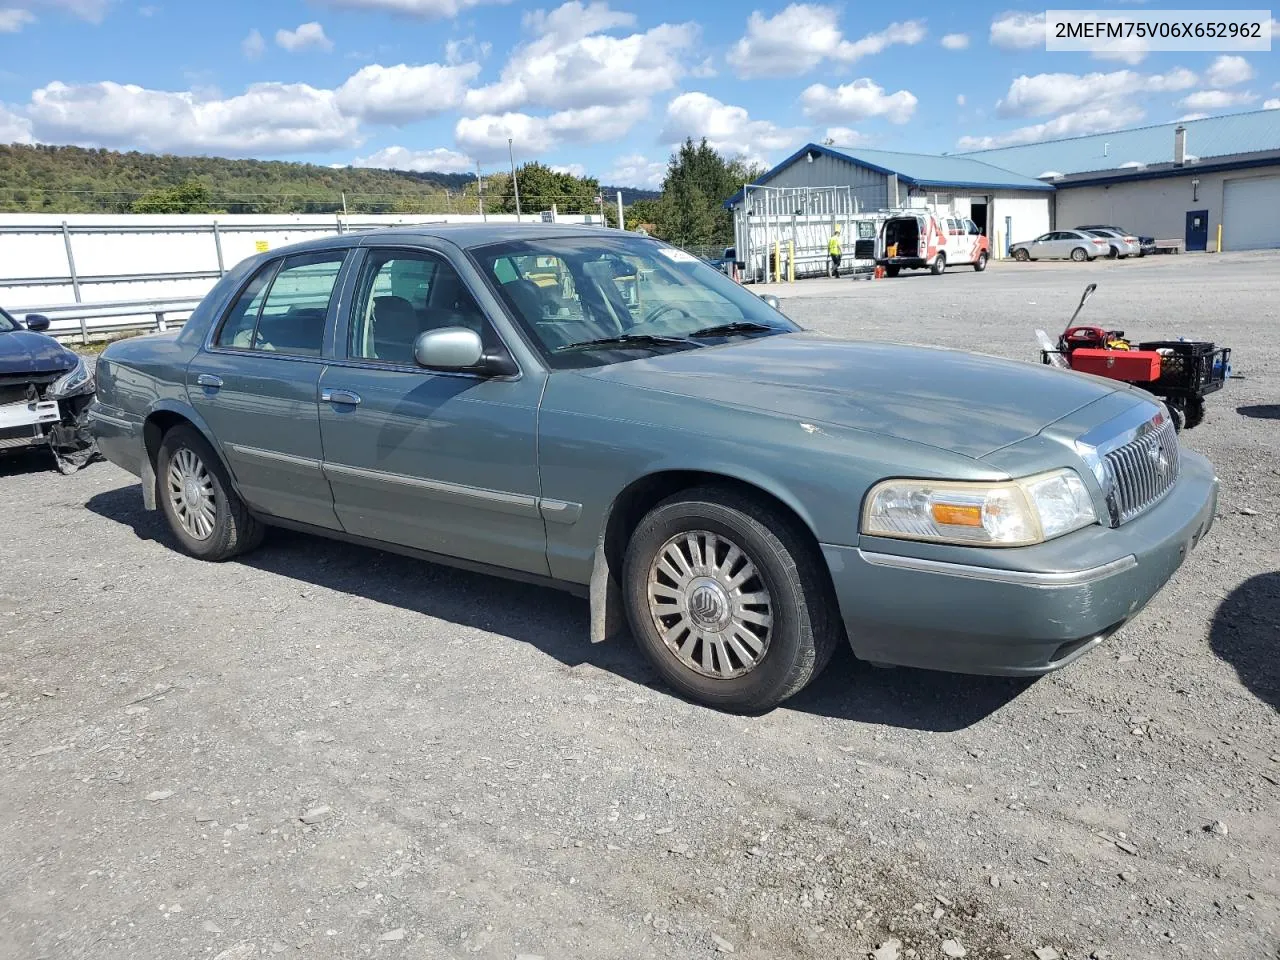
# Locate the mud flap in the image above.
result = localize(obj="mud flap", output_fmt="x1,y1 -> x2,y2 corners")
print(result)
589,541 -> 627,643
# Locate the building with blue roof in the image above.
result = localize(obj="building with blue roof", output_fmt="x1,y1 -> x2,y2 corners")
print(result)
724,110 -> 1280,273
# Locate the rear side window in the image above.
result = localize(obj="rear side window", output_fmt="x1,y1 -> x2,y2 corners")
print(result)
215,252 -> 346,356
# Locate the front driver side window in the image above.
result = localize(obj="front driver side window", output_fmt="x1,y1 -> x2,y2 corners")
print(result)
349,249 -> 489,365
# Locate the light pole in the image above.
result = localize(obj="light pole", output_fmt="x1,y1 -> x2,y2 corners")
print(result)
476,162 -> 486,222
508,138 -> 522,222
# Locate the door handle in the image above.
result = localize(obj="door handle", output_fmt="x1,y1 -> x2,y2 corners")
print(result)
321,388 -> 362,405
196,374 -> 223,388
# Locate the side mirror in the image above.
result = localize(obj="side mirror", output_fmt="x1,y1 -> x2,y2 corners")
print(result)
414,327 -> 484,371
25,314 -> 50,332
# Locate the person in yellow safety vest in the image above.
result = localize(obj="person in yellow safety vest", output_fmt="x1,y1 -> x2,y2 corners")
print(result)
827,226 -> 842,277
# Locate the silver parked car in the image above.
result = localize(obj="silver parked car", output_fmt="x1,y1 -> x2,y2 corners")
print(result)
89,225 -> 1218,713
1082,228 -> 1141,259
1011,230 -> 1110,262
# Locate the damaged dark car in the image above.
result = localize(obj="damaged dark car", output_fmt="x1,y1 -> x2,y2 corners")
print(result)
0,306 -> 98,472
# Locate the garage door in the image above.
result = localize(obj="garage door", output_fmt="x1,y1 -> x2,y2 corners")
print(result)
1223,176 -> 1280,250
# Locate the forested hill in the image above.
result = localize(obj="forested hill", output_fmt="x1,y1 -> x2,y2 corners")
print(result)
0,143 -> 658,214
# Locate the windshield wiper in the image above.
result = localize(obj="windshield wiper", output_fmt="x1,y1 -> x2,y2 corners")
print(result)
556,334 -> 695,353
687,321 -> 778,339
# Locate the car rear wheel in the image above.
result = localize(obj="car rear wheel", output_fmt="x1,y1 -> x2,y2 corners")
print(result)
931,253 -> 947,275
157,425 -> 264,561
885,265 -> 900,277
973,251 -> 988,272
1013,248 -> 1030,262
1070,247 -> 1089,262
622,487 -> 839,713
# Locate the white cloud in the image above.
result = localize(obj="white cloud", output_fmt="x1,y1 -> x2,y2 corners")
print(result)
727,6 -> 924,78
605,152 -> 665,189
989,11 -> 1043,49
1177,112 -> 1209,122
1091,35 -> 1147,66
956,93 -> 966,107
996,68 -> 1197,118
822,126 -> 865,145
799,78 -> 918,124
690,57 -> 717,78
242,28 -> 266,59
551,162 -> 586,177
445,36 -> 491,64
1205,55 -> 1253,88
940,32 -> 969,50
26,80 -> 361,154
958,104 -> 1145,150
336,61 -> 479,124
0,8 -> 36,30
25,0 -> 109,21
313,0 -> 507,19
1177,89 -> 1256,112
659,91 -> 799,165
353,145 -> 473,172
464,2 -> 696,113
0,104 -> 34,143
276,21 -> 334,53
456,100 -> 648,159
1263,98 -> 1280,110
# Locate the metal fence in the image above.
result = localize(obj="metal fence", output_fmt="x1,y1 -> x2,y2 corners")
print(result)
12,297 -> 201,343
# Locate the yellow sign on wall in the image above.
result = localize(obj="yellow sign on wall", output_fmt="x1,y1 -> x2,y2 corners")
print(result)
254,240 -> 270,253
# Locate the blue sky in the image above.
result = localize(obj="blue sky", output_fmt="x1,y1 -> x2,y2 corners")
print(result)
0,0 -> 1276,187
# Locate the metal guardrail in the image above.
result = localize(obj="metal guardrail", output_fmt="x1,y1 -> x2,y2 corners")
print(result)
11,297 -> 201,344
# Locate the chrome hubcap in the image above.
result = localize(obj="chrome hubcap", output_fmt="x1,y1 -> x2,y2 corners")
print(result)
646,530 -> 773,680
167,447 -> 216,540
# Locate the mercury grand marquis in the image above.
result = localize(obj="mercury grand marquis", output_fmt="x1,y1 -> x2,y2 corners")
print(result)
88,225 -> 1218,712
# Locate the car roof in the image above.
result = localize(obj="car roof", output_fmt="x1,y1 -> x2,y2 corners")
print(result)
266,222 -> 631,259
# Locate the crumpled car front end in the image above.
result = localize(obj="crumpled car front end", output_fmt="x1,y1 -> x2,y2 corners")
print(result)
0,354 -> 101,473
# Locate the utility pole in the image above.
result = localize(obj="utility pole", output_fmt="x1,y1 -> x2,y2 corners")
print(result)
616,190 -> 624,230
476,163 -> 486,222
340,191 -> 347,215
508,138 -> 522,222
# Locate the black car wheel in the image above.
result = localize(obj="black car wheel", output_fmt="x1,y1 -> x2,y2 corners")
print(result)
622,487 -> 840,713
157,425 -> 264,561
1070,247 -> 1089,262
1013,249 -> 1030,262
885,266 -> 900,277
973,252 -> 988,272
931,253 -> 947,275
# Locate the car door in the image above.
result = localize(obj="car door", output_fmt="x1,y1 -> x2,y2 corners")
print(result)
1042,232 -> 1069,258
317,244 -> 550,576
187,249 -> 351,530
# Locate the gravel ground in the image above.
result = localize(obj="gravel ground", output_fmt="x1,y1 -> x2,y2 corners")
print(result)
1,251 -> 1277,960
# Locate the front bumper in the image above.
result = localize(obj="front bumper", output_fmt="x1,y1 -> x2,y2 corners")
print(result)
0,399 -> 61,450
821,449 -> 1219,676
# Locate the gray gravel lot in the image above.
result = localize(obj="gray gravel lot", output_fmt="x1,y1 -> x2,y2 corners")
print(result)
1,251 -> 1277,960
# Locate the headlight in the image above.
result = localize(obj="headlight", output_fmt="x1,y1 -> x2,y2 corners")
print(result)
47,356 -> 95,400
862,468 -> 1097,547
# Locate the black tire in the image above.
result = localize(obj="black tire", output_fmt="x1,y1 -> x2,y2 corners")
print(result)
1108,245 -> 1119,259
885,265 -> 900,277
622,487 -> 840,713
931,253 -> 947,275
1070,247 -> 1089,262
1013,248 -> 1030,262
973,251 -> 988,272
157,425 -> 264,561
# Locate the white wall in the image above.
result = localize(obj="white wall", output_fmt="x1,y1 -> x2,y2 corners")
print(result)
0,211 -> 600,309
1053,164 -> 1280,249
990,193 -> 1053,257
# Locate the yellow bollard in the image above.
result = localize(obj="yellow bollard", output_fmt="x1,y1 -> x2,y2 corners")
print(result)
1217,223 -> 1223,253
787,240 -> 795,283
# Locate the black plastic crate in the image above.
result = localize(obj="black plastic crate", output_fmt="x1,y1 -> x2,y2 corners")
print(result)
1137,340 -> 1230,397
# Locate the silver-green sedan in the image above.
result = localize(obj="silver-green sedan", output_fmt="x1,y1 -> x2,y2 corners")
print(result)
89,225 -> 1218,712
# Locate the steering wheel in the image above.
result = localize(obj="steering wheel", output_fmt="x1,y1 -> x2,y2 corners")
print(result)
641,303 -> 695,331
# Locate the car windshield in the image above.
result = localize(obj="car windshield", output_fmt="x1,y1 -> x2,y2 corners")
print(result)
0,307 -> 18,333
470,234 -> 798,368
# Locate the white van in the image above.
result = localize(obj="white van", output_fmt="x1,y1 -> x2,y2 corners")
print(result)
877,213 -> 991,276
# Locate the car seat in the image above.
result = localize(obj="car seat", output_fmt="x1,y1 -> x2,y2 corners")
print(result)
371,295 -> 421,363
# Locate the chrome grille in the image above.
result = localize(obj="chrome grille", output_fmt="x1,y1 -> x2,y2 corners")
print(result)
1102,414 -> 1179,524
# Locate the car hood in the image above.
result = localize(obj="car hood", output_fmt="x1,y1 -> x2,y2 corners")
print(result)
582,332 -> 1126,459
0,329 -> 77,377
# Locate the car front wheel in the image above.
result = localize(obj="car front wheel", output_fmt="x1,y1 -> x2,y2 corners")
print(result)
622,488 -> 839,713
157,425 -> 264,561
973,251 -> 988,272
1013,248 -> 1030,262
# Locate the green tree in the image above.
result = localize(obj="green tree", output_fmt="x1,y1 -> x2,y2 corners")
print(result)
653,139 -> 764,249
624,197 -> 662,232
498,162 -> 613,222
130,178 -> 215,213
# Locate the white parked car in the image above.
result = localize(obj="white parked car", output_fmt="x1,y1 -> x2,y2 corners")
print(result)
1082,228 -> 1140,259
1011,230 -> 1110,262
